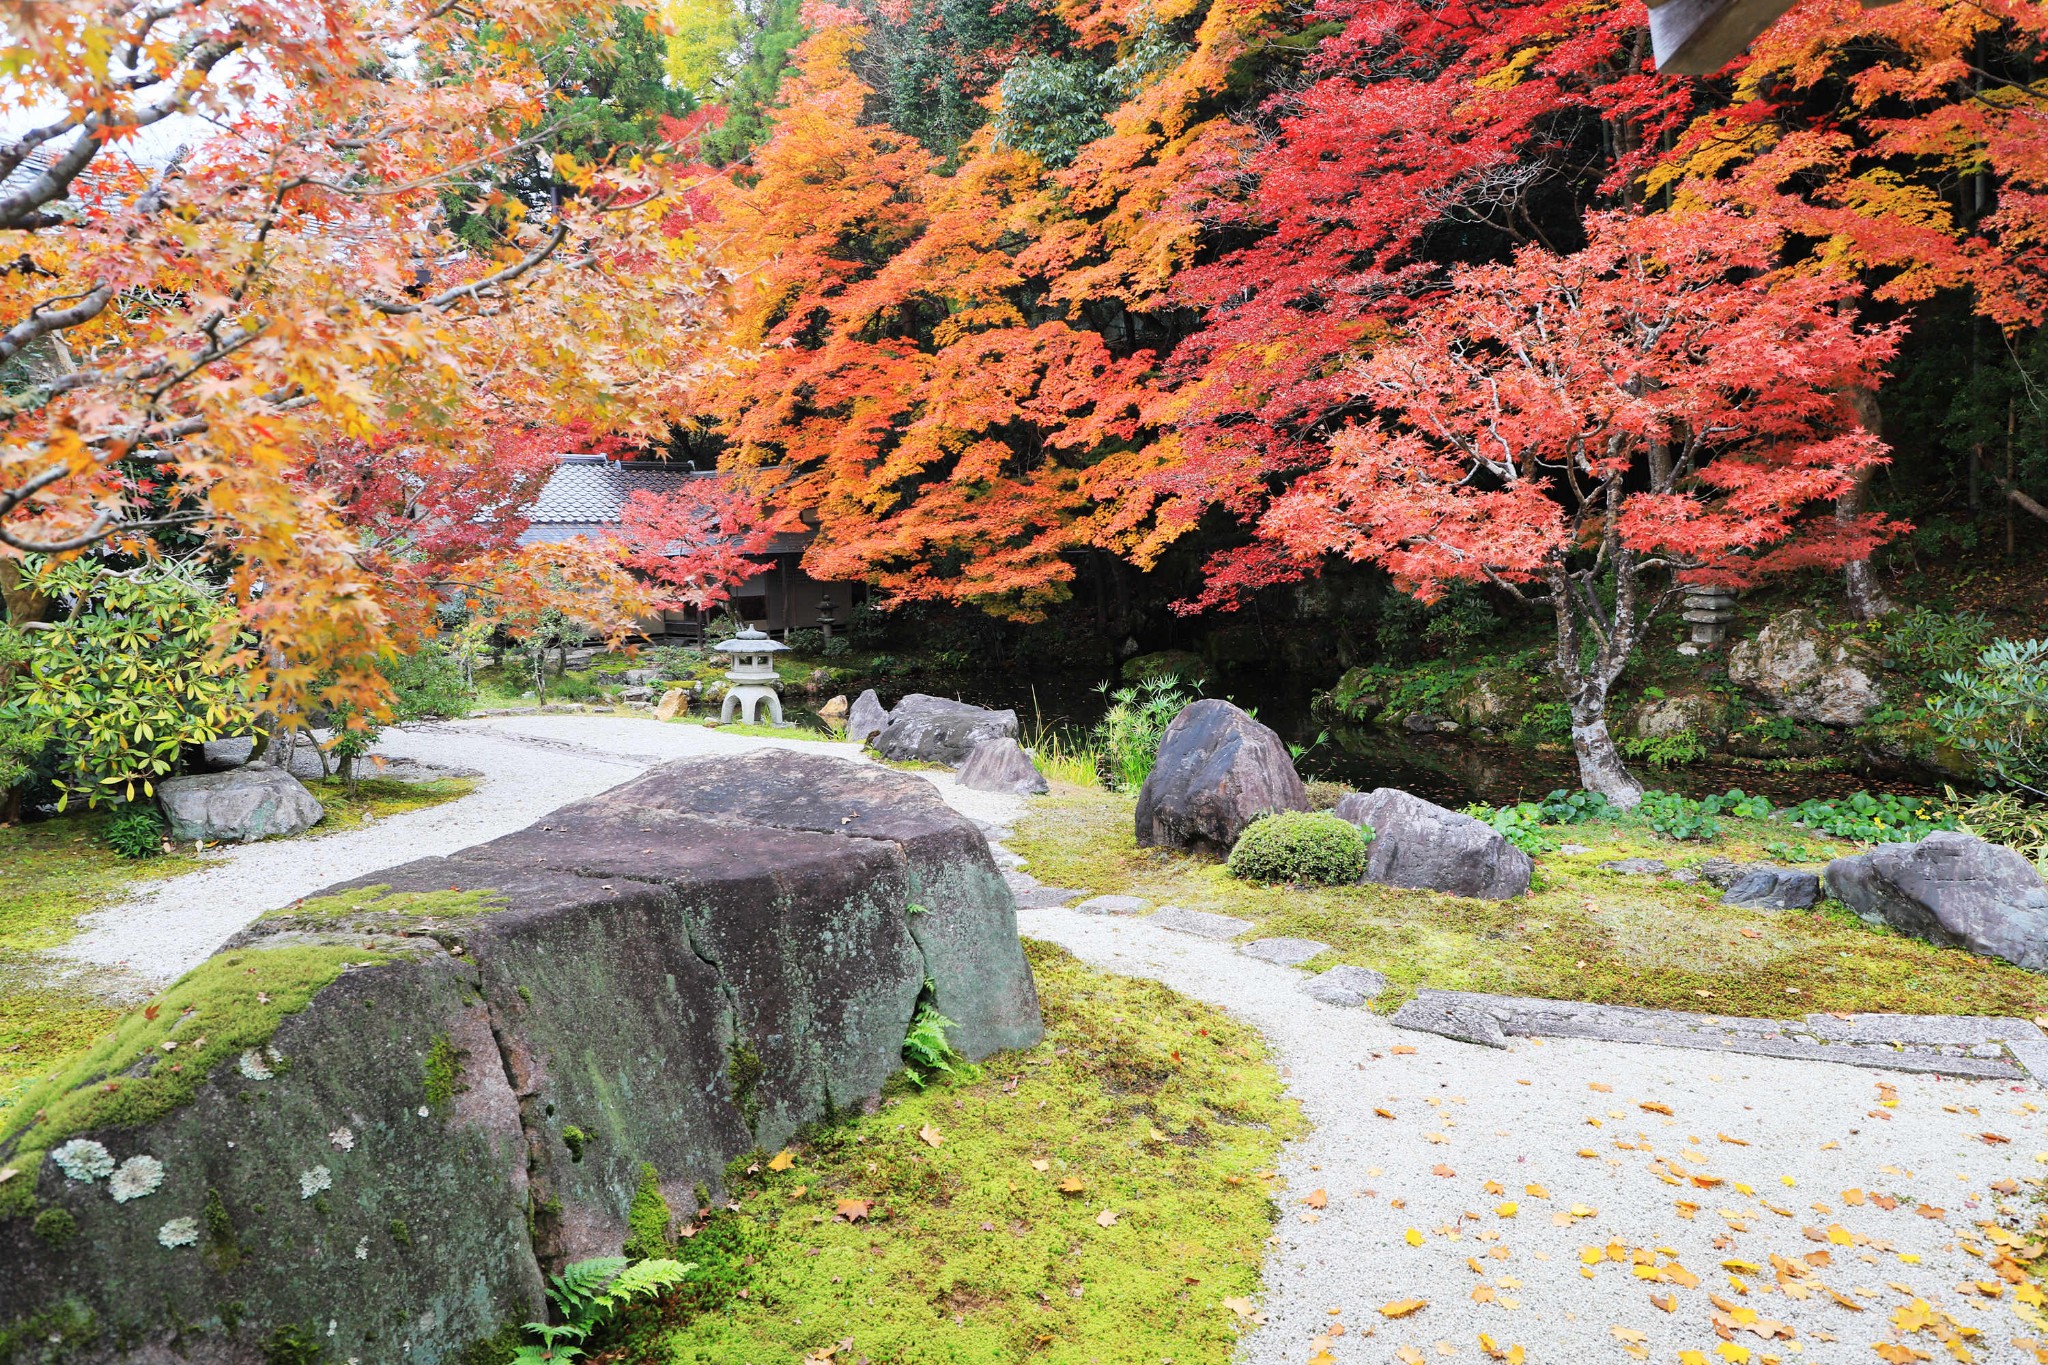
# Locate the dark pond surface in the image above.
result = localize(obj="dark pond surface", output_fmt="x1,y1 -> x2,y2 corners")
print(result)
826,669 -> 1938,808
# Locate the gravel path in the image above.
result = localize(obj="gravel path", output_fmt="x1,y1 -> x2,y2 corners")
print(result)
1018,906 -> 2048,1365
55,715 -> 875,984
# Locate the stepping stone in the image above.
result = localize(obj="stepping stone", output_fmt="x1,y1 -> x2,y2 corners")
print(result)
1600,858 -> 1667,875
1149,906 -> 1253,940
1240,937 -> 1330,967
1720,866 -> 1821,910
1074,894 -> 1149,916
1389,992 -> 1508,1049
1301,965 -> 1387,1007
1011,880 -> 1087,910
1558,843 -> 1594,855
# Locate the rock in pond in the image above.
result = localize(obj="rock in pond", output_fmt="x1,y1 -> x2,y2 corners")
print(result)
1134,699 -> 1307,853
654,686 -> 689,721
956,737 -> 1048,795
0,750 -> 1042,1364
817,694 -> 850,730
155,765 -> 323,843
1826,830 -> 2048,970
871,694 -> 1018,766
847,689 -> 890,746
1334,788 -> 1531,900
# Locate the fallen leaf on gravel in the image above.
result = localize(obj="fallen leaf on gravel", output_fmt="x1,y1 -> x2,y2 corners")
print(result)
1679,1354 -> 1710,1365
1872,1347 -> 1931,1364
1222,1297 -> 1265,1324
1497,1203 -> 1518,1218
919,1125 -> 943,1148
1395,1348 -> 1424,1365
1427,1133 -> 1450,1144
1381,1299 -> 1428,1319
1982,1133 -> 2012,1144
1096,1209 -> 1118,1227
1376,1108 -> 1397,1119
1407,1228 -> 1425,1246
1304,1189 -> 1328,1208
1526,1184 -> 1549,1198
1478,1334 -> 1524,1363
1432,1165 -> 1456,1178
1472,1285 -> 1496,1303
1590,1083 -> 1613,1092
1721,1259 -> 1762,1274
1569,1204 -> 1598,1218
1578,1149 -> 1599,1159
1712,1344 -> 1751,1363
1310,1350 -> 1337,1365
1610,1326 -> 1648,1344
767,1150 -> 795,1172
1651,1294 -> 1676,1312
1641,1101 -> 1674,1115
1484,1180 -> 1505,1195
1842,1189 -> 1865,1205
1676,1201 -> 1701,1220
1391,1045 -> 1417,1055
1718,1134 -> 1750,1146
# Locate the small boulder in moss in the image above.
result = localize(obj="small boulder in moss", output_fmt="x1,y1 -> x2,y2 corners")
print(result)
1226,811 -> 1371,886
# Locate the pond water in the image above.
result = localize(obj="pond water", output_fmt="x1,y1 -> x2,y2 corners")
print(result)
818,669 -> 1940,808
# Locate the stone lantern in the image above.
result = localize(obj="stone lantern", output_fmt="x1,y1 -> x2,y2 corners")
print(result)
816,591 -> 836,642
716,626 -> 790,725
1677,584 -> 1738,656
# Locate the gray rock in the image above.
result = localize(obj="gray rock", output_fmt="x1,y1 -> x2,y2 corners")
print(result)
1826,830 -> 2048,971
619,685 -> 654,703
957,737 -> 1049,796
563,646 -> 598,671
1721,866 -> 1821,910
872,694 -> 1019,767
1401,712 -> 1449,734
622,668 -> 659,685
1013,883 -> 1089,909
156,766 -> 324,843
1389,991 -> 1509,1048
5,751 -> 1043,1364
1302,965 -> 1388,1007
1694,856 -> 1743,889
1240,937 -> 1329,966
1074,894 -> 1149,916
1727,609 -> 1883,726
1601,857 -> 1669,876
1335,788 -> 1531,900
1800,1013 -> 2043,1046
847,689 -> 890,746
1628,691 -> 1725,740
1134,699 -> 1307,853
1149,905 -> 1254,940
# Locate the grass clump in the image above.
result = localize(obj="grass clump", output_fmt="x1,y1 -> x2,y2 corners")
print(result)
1226,811 -> 1370,885
627,940 -> 1302,1364
1012,788 -> 2048,1022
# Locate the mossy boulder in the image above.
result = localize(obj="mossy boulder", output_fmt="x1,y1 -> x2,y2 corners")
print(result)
0,751 -> 1042,1364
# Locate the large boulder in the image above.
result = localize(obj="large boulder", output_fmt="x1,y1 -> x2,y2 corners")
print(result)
1826,831 -> 2048,970
1333,787 -> 1532,900
871,694 -> 1019,766
1,750 -> 1041,1364
847,688 -> 890,745
1627,690 -> 1726,741
957,738 -> 1048,795
1727,610 -> 1883,726
1134,700 -> 1307,853
155,766 -> 323,843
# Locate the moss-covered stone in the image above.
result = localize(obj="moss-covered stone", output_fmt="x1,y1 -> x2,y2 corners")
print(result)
623,1161 -> 672,1260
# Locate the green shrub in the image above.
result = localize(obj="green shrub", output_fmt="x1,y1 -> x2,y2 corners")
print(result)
1780,790 -> 1955,843
1226,811 -> 1371,885
1516,701 -> 1574,746
548,670 -> 601,702
783,628 -> 823,655
1925,637 -> 2048,798
1876,607 -> 1996,682
386,643 -> 475,721
1464,800 -> 1554,854
0,558 -> 252,808
1942,786 -> 2048,871
104,805 -> 167,860
1090,675 -> 1199,792
1621,729 -> 1708,768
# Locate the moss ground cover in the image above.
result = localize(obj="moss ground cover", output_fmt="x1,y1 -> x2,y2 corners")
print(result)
301,775 -> 477,835
606,940 -> 1303,1365
1011,789 -> 2048,1022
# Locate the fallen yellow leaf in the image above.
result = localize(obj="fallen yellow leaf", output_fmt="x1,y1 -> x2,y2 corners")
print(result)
766,1150 -> 795,1172
1381,1298 -> 1428,1319
1304,1188 -> 1329,1209
1096,1208 -> 1118,1228
919,1124 -> 943,1148
1407,1228 -> 1426,1247
1496,1202 -> 1518,1218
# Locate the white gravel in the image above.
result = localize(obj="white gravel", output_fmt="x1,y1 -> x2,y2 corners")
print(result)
56,714 -> 891,984
1019,907 -> 2048,1365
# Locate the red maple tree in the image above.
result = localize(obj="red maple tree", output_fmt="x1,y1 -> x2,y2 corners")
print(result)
613,478 -> 791,613
1261,210 -> 1899,802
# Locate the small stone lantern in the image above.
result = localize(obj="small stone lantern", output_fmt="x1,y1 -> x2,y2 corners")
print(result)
1677,585 -> 1738,656
817,591 -> 836,641
716,626 -> 789,725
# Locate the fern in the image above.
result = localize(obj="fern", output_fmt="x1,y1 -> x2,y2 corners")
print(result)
903,999 -> 969,1088
516,1256 -> 693,1362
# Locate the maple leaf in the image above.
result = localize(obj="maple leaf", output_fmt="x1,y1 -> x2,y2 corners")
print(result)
1380,1299 -> 1428,1319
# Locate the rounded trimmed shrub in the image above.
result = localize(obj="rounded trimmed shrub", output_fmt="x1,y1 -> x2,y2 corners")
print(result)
1226,811 -> 1371,885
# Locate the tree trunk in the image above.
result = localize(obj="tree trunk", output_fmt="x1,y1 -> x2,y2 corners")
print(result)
1837,387 -> 1893,621
1569,682 -> 1644,808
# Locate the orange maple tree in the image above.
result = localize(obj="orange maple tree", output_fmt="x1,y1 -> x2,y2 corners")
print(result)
0,0 -> 719,710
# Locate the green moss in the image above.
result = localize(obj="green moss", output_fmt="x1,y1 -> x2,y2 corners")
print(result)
1013,789 -> 2048,1021
0,944 -> 392,1204
267,882 -> 507,924
30,1206 -> 76,1245
561,1126 -> 591,1163
0,1297 -> 97,1362
0,811 -> 206,957
449,1322 -> 525,1365
262,1323 -> 324,1365
422,1033 -> 462,1115
636,941 -> 1302,1364
304,776 -> 477,836
624,1161 -> 673,1259
388,1217 -> 411,1247
202,1188 -> 241,1271
726,1039 -> 764,1130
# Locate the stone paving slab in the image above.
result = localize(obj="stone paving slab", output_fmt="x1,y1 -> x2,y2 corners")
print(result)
1301,965 -> 1388,1007
1392,987 -> 2046,1083
1074,894 -> 1150,916
1149,905 -> 1254,940
1240,937 -> 1330,966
